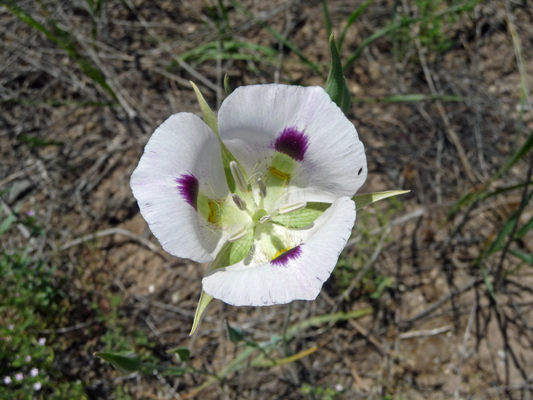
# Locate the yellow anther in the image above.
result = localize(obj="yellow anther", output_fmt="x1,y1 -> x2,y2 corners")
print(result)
207,201 -> 217,223
269,167 -> 290,180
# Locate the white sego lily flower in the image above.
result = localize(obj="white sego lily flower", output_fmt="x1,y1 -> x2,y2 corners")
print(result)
131,84 -> 367,307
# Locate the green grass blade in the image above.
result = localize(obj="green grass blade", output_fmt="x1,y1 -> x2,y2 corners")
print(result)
343,2 -> 469,71
516,216 -> 533,239
478,181 -> 533,203
183,307 -> 373,398
352,94 -> 464,103
487,192 -> 532,256
451,129 -> 533,216
1,99 -> 115,106
338,0 -> 374,51
323,0 -> 332,39
509,249 -> 533,265
0,210 -> 17,237
481,264 -> 497,303
230,0 -> 324,78
169,40 -> 277,67
488,213 -> 519,256
2,1 -> 117,100
501,129 -> 533,174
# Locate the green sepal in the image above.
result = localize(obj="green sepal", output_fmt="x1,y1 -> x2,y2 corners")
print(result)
271,203 -> 331,228
324,33 -> 351,115
94,352 -> 142,374
190,81 -> 219,134
166,346 -> 190,362
353,190 -> 410,211
224,74 -> 232,95
190,231 -> 254,335
225,320 -> 244,343
190,290 -> 213,336
190,81 -> 242,192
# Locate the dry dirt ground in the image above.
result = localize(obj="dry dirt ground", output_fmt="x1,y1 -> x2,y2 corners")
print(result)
1,0 -> 533,399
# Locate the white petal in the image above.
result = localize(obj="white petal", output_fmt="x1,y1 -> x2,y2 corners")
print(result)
218,84 -> 367,203
202,197 -> 356,306
131,113 -> 229,263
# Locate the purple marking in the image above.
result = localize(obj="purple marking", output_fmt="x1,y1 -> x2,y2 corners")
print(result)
176,174 -> 199,210
274,127 -> 309,162
271,245 -> 303,267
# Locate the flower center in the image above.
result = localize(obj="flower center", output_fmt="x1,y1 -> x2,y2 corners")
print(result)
226,163 -> 305,248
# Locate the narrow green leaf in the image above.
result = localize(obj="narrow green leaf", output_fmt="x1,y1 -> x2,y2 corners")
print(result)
479,181 -> 533,203
322,0 -> 332,39
271,202 -> 330,228
190,291 -> 213,336
516,216 -> 533,239
230,0 -> 324,78
19,135 -> 63,148
190,231 -> 254,335
2,1 -> 116,99
0,211 -> 17,237
501,129 -> 533,175
338,0 -> 374,51
169,41 -> 278,67
487,213 -> 519,255
481,264 -> 497,303
343,2 -> 469,71
166,346 -> 190,362
183,308 -> 373,398
353,94 -> 464,103
190,81 -> 240,192
160,367 -> 188,376
225,320 -> 244,343
325,33 -> 351,115
352,190 -> 410,211
486,192 -> 532,256
94,352 -> 142,374
509,249 -> 533,265
224,74 -> 232,95
451,129 -> 533,216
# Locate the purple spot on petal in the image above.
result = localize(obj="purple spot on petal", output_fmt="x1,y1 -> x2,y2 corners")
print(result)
176,174 -> 199,210
271,245 -> 303,267
274,127 -> 309,162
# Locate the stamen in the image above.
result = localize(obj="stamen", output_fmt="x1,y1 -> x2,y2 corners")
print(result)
232,194 -> 247,211
230,161 -> 248,193
257,177 -> 267,198
207,201 -> 217,223
259,215 -> 271,223
269,167 -> 290,180
278,201 -> 307,214
228,227 -> 248,242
